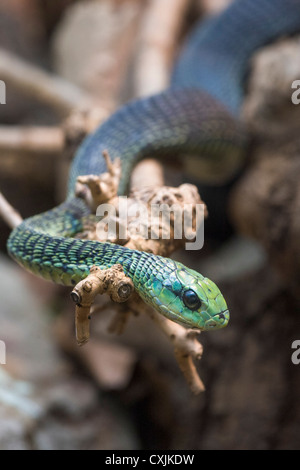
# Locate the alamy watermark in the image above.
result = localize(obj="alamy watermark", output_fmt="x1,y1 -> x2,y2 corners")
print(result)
0,340 -> 6,364
95,197 -> 205,250
291,80 -> 300,104
290,84 -> 300,366
291,340 -> 300,365
0,80 -> 6,104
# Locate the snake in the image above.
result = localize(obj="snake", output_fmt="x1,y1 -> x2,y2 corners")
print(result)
6,0 -> 300,331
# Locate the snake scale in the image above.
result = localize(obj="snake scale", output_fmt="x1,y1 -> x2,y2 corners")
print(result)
7,0 -> 300,330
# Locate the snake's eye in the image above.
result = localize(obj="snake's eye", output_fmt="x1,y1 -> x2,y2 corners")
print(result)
182,289 -> 202,310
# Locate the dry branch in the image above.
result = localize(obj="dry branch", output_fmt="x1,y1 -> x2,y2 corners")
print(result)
76,150 -> 205,256
76,150 -> 121,212
0,192 -> 23,229
73,149 -> 207,393
229,35 -> 300,291
52,0 -> 142,106
134,0 -> 191,96
71,264 -> 134,346
144,307 -> 205,393
0,126 -> 64,154
130,158 -> 164,190
0,48 -> 94,114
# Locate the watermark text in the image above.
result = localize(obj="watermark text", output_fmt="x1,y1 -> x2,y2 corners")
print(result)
0,340 -> 6,364
291,340 -> 300,365
291,80 -> 300,104
0,80 -> 6,104
95,197 -> 205,250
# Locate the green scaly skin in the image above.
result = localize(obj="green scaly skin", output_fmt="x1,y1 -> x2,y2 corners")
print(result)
7,198 -> 229,330
7,0 -> 300,330
14,0 -> 299,331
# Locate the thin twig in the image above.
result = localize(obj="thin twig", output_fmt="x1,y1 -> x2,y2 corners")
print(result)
71,264 -> 134,346
144,307 -> 205,393
0,192 -> 23,229
0,126 -> 64,154
0,48 -> 94,114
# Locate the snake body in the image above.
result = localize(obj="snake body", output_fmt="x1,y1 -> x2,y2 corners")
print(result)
7,0 -> 300,330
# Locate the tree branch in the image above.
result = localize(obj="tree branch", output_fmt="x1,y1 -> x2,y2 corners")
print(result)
134,0 -> 191,96
0,126 -> 64,153
73,149 -> 207,393
0,192 -> 23,229
0,48 -> 94,114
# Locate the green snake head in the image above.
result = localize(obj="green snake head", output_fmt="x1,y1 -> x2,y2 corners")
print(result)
139,259 -> 229,330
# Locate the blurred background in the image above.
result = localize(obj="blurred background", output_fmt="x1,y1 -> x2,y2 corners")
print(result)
0,0 -> 300,450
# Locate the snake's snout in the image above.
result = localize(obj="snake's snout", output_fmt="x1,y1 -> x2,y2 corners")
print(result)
204,309 -> 230,330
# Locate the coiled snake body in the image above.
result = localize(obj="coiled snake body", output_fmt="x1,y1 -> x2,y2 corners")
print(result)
7,0 -> 300,330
